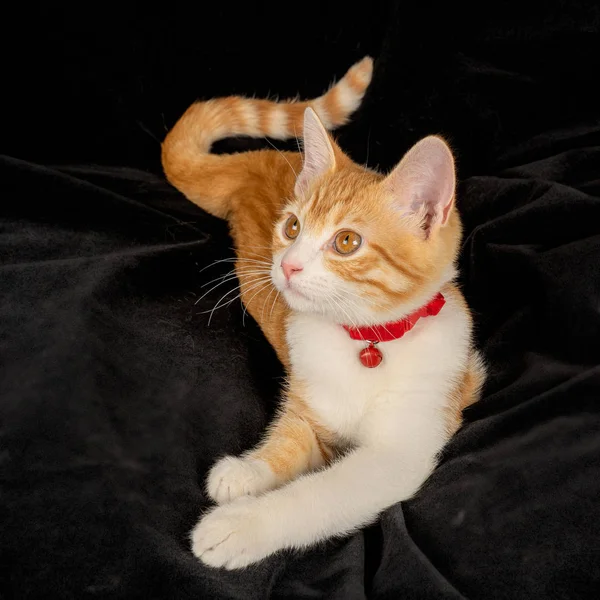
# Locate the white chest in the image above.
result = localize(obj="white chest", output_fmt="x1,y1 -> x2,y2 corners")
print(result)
286,301 -> 469,443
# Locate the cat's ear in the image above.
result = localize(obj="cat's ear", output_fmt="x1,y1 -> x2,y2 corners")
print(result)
382,136 -> 456,237
295,108 -> 336,197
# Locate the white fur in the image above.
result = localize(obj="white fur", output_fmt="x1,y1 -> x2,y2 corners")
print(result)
191,275 -> 470,568
238,102 -> 261,136
206,456 -> 277,504
268,106 -> 288,139
334,78 -> 362,115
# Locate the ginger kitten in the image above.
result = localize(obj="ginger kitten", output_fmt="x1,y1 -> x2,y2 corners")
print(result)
162,57 -> 485,569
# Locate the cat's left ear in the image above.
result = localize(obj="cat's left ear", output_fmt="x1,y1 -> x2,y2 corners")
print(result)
294,108 -> 336,197
382,136 -> 456,237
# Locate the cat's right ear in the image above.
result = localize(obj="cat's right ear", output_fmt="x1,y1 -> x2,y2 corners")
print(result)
382,136 -> 456,238
295,108 -> 336,197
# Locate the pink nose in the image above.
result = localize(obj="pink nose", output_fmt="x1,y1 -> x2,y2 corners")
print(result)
281,260 -> 303,281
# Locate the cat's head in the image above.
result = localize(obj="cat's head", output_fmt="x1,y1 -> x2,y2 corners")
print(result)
271,108 -> 461,326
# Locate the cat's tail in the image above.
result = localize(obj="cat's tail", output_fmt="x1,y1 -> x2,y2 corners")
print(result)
161,56 -> 373,218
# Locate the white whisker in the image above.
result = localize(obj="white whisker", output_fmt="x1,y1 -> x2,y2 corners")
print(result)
195,269 -> 271,306
199,257 -> 272,273
262,138 -> 298,178
195,274 -> 242,305
242,279 -> 275,326
259,285 -> 278,324
232,250 -> 274,262
199,269 -> 236,289
205,276 -> 273,325
200,267 -> 271,290
327,292 -> 358,330
269,290 -> 281,321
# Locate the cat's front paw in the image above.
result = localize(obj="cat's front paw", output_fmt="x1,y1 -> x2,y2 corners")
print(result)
207,456 -> 277,504
191,496 -> 278,569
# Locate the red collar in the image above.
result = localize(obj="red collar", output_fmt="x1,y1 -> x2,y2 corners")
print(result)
342,293 -> 446,343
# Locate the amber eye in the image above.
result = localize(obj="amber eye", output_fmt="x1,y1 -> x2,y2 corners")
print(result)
333,230 -> 362,255
284,214 -> 300,240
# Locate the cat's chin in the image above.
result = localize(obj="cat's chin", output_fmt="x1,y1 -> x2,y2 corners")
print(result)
282,286 -> 341,319
281,288 -> 316,313
283,292 -> 348,322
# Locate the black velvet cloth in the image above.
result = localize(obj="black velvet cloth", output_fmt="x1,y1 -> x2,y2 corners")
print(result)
2,1 -> 600,598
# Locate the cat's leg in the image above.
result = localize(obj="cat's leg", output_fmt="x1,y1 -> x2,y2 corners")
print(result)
192,398 -> 448,569
207,400 -> 333,504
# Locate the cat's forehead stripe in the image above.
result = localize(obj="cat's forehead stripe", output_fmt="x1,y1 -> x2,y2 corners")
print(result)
303,170 -> 381,227
305,186 -> 360,230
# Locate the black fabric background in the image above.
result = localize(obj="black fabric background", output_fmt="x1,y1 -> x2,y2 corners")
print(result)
2,1 -> 600,598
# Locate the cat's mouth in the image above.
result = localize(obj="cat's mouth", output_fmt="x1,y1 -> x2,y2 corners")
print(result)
271,267 -> 317,309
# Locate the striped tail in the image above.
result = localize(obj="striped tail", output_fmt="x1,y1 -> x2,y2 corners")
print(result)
161,57 -> 373,218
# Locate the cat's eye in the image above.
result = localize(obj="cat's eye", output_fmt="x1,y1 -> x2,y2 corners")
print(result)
333,230 -> 362,255
284,214 -> 300,240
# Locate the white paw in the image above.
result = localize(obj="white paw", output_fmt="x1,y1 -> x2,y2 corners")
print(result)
207,456 -> 277,504
191,496 -> 278,569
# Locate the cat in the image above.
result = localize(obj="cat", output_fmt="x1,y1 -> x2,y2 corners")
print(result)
161,56 -> 486,569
